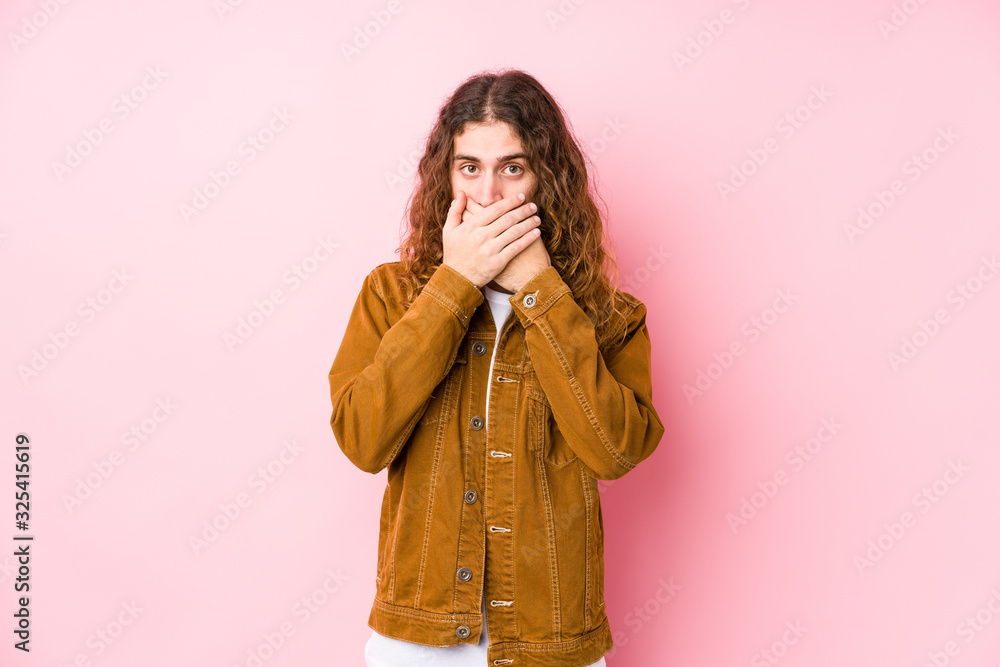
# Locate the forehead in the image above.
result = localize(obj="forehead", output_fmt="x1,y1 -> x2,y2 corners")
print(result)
452,121 -> 525,160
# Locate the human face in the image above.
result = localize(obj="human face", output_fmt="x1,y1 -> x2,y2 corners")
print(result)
450,121 -> 537,207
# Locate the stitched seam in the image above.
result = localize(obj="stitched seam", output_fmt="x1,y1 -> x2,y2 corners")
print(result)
471,367 -> 486,626
384,481 -> 393,601
534,318 -> 635,472
422,285 -> 467,324
372,598 -> 479,621
486,616 -> 610,651
389,499 -> 397,600
536,451 -> 561,640
511,381 -> 519,641
379,482 -> 389,575
453,364 -> 471,615
371,267 -> 385,300
414,375 -> 453,607
582,466 -> 593,630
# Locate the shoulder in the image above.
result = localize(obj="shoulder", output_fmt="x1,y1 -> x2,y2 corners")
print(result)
615,287 -> 644,315
360,261 -> 407,300
601,287 -> 648,358
612,286 -> 646,327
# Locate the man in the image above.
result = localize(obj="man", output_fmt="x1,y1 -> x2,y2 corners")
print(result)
329,69 -> 664,666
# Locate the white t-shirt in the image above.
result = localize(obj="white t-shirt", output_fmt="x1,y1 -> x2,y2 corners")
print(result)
364,285 -> 605,667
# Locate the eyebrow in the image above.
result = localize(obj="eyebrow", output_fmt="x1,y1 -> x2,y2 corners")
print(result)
453,153 -> 528,163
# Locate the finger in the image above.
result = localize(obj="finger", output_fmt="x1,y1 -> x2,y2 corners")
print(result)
489,202 -> 539,238
498,225 -> 542,264
444,191 -> 466,230
481,192 -> 527,223
463,197 -> 484,223
494,214 -> 541,251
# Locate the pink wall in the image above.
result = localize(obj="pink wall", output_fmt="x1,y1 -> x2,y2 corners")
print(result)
2,0 -> 999,665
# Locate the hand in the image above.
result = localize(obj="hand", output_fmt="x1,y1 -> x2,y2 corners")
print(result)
441,191 -> 542,288
463,197 -> 551,293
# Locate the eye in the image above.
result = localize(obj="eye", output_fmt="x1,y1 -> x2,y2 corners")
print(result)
460,164 -> 477,175
505,164 -> 524,175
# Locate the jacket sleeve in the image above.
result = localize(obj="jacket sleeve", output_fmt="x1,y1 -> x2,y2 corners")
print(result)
328,263 -> 485,473
509,265 -> 665,480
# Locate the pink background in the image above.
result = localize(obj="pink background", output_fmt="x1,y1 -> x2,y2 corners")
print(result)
3,1 -> 999,665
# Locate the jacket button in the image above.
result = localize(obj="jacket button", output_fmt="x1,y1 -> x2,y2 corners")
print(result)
523,293 -> 537,308
456,625 -> 471,639
457,567 -> 473,582
464,489 -> 478,504
472,341 -> 487,356
470,416 -> 484,430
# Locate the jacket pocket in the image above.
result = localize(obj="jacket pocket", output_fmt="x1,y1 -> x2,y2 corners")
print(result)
526,370 -> 578,467
417,345 -> 467,426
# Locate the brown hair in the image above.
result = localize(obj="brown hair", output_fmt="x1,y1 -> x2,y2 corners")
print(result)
395,68 -> 633,354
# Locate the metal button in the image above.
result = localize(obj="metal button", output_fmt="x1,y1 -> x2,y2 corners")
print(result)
456,625 -> 471,639
464,489 -> 478,504
523,293 -> 537,308
470,416 -> 484,430
457,567 -> 472,582
472,341 -> 487,356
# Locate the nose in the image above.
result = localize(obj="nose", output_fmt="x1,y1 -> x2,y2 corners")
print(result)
474,173 -> 504,206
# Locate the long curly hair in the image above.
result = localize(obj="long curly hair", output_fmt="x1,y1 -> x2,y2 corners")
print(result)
395,68 -> 633,354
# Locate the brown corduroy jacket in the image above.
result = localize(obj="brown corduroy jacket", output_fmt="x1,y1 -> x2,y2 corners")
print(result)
328,260 -> 665,666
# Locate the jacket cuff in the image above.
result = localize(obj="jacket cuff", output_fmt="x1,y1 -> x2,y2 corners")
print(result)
421,263 -> 485,327
509,265 -> 572,326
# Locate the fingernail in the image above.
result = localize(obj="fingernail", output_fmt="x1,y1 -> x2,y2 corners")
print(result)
518,193 -> 525,201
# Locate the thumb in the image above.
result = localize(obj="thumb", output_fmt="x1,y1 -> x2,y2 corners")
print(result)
443,191 -> 465,230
